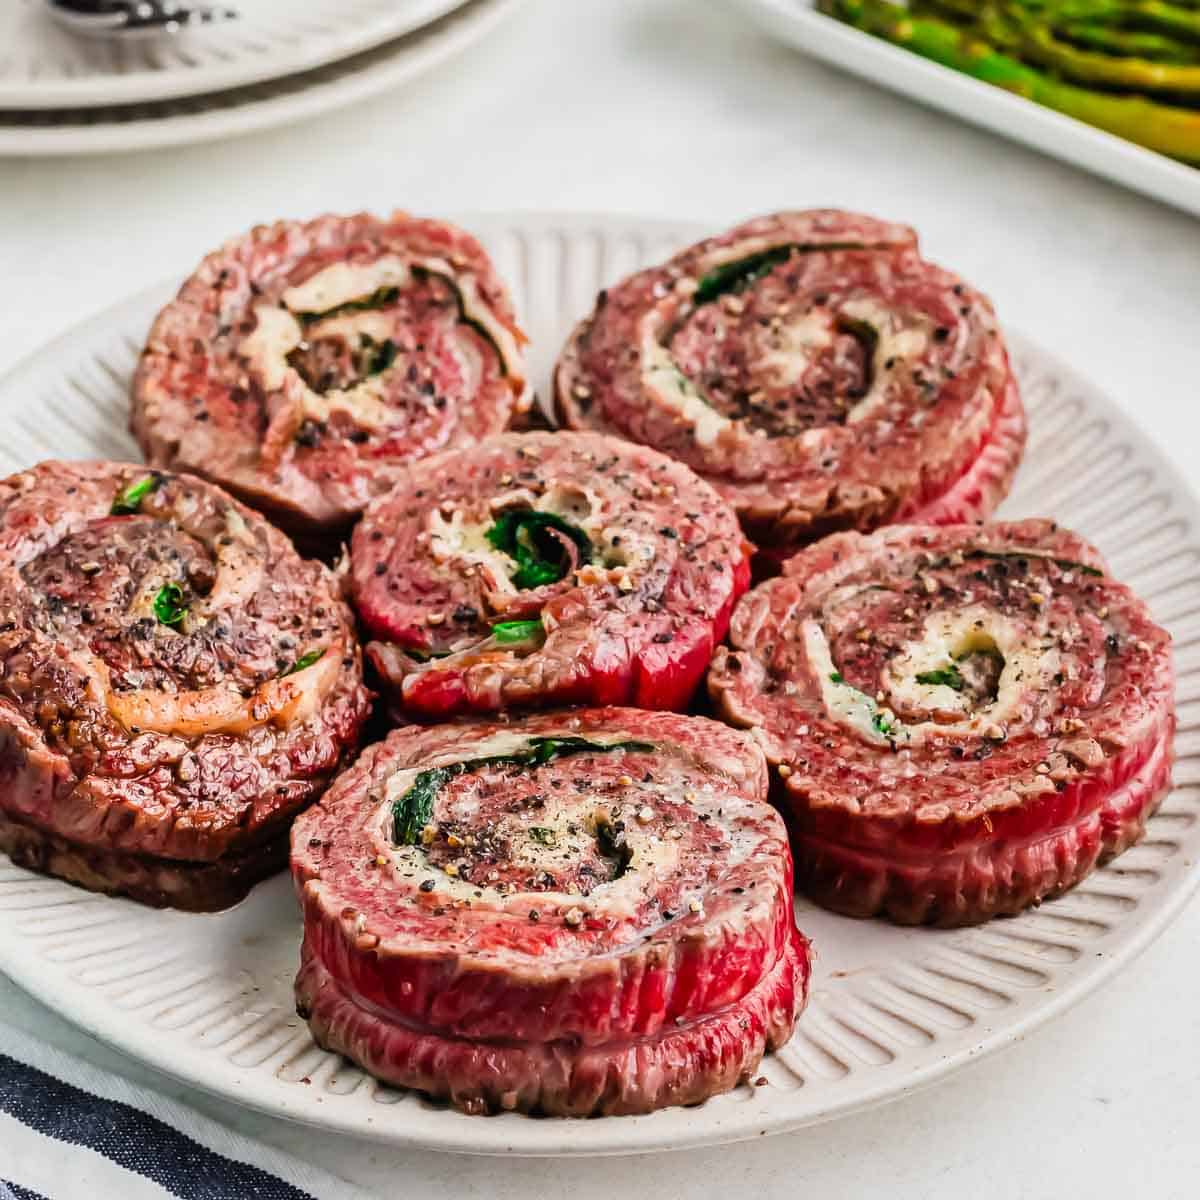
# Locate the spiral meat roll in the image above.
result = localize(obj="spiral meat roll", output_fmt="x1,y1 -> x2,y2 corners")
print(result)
133,211 -> 527,547
0,461 -> 371,909
291,708 -> 810,1115
708,520 -> 1174,925
556,210 -> 1026,562
350,431 -> 750,718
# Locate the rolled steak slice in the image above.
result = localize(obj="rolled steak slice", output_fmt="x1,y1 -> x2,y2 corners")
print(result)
555,210 -> 1026,559
291,708 -> 811,1116
0,461 -> 371,910
349,430 -> 750,718
133,211 -> 528,549
708,520 -> 1175,926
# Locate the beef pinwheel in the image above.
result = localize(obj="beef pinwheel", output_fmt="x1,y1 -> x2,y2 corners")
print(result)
708,520 -> 1174,925
291,708 -> 810,1116
349,430 -> 750,718
0,461 -> 371,910
555,210 -> 1026,562
133,211 -> 528,548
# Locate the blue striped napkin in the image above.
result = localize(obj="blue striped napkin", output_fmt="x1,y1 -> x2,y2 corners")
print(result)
0,1021 -> 370,1200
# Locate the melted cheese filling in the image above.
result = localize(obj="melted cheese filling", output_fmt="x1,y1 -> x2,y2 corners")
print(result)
361,727 -> 769,932
638,286 -> 927,445
369,731 -> 681,917
425,476 -> 637,599
756,312 -> 835,387
804,619 -> 893,746
281,257 -> 412,313
428,507 -> 520,598
239,255 -> 519,434
190,507 -> 264,623
840,297 -> 930,424
450,269 -> 525,383
239,302 -> 407,433
806,605 -> 1060,748
283,253 -> 523,383
641,337 -> 733,447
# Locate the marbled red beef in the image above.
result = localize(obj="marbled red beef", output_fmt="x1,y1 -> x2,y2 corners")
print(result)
708,520 -> 1174,925
556,210 -> 1025,559
133,211 -> 527,549
0,461 -> 371,909
350,431 -> 750,718
291,708 -> 810,1115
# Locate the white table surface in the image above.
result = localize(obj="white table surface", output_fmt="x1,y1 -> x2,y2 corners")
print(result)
1,2 -> 1198,1196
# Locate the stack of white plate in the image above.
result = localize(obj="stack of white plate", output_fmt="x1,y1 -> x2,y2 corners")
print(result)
0,0 -> 525,155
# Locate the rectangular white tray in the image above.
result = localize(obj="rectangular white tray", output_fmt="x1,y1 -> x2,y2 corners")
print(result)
733,0 -> 1200,219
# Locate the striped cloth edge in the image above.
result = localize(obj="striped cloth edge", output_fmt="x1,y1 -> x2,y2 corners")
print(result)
0,1020 -> 374,1200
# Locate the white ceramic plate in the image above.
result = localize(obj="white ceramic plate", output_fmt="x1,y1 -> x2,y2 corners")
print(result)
0,0 -> 524,157
0,0 -> 471,109
732,0 -> 1200,220
0,213 -> 1197,1157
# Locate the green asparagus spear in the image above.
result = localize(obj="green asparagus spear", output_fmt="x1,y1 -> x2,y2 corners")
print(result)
914,0 -> 1200,64
914,0 -> 1200,43
915,0 -> 1200,61
1009,0 -> 1200,40
1053,22 -> 1200,63
818,0 -> 1200,161
994,3 -> 1200,93
910,0 -> 989,21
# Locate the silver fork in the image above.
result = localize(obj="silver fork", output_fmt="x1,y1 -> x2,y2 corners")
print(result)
45,0 -> 238,38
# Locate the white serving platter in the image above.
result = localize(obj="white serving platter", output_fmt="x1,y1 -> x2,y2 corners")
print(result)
0,0 -> 524,157
0,0 -> 470,109
732,0 -> 1200,219
0,212 -> 1197,1157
